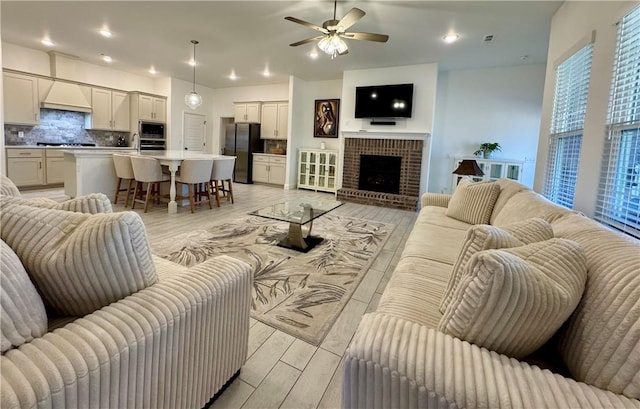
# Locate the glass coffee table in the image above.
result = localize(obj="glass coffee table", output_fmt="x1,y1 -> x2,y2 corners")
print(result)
249,198 -> 343,252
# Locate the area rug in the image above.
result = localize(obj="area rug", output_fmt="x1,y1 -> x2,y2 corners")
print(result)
151,214 -> 393,345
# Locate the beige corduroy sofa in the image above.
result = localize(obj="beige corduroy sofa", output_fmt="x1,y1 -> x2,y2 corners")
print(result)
0,176 -> 253,409
343,178 -> 640,408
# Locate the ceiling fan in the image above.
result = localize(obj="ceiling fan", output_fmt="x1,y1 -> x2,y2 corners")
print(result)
285,0 -> 389,59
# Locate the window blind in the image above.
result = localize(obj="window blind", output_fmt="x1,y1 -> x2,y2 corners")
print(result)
596,6 -> 640,238
544,44 -> 593,208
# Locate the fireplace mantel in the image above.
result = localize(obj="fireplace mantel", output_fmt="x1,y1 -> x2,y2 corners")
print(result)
342,130 -> 430,141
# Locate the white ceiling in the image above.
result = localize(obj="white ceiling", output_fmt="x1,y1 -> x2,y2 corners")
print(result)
1,1 -> 562,89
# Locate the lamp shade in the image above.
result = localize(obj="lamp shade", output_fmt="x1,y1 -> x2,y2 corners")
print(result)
452,159 -> 484,176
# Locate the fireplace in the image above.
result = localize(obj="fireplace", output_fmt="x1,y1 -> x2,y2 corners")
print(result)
337,137 -> 424,210
359,155 -> 401,194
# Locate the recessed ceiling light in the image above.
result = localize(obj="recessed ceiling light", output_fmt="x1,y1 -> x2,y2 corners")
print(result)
99,29 -> 112,38
263,69 -> 271,78
41,38 -> 54,47
443,33 -> 460,44
149,66 -> 157,74
309,50 -> 319,59
101,54 -> 112,63
229,71 -> 238,80
188,59 -> 196,67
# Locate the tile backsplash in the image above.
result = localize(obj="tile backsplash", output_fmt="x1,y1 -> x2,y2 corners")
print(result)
4,109 -> 129,146
264,139 -> 288,154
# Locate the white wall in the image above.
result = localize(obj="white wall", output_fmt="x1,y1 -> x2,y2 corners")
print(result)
168,77 -> 216,151
534,1 -> 638,217
429,64 -> 546,194
3,43 -> 157,93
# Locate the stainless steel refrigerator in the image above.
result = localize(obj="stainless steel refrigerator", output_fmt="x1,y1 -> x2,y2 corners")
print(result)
224,123 -> 262,183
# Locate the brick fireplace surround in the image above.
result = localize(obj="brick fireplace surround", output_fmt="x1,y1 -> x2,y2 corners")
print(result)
337,138 -> 423,211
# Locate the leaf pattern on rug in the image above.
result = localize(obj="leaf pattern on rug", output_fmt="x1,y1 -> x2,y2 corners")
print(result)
151,214 -> 393,345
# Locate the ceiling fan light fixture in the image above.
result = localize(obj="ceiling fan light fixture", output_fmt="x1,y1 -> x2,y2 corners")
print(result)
185,40 -> 202,110
318,33 -> 348,59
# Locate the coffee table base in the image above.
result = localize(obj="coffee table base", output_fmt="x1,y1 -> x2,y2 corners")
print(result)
277,235 -> 324,253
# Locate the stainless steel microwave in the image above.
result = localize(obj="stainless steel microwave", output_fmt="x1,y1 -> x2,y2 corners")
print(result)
139,122 -> 166,150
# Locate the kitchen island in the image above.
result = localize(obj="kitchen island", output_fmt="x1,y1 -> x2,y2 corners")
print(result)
63,149 -> 134,200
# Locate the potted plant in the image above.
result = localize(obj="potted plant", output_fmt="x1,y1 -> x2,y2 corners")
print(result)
473,142 -> 502,159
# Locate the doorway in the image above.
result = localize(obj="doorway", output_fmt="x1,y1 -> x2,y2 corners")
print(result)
183,112 -> 206,151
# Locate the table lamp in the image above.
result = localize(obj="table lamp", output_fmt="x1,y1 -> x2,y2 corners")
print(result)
452,159 -> 484,176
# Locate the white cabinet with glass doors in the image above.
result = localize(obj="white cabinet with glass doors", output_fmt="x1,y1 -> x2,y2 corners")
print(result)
298,149 -> 338,193
451,157 -> 523,192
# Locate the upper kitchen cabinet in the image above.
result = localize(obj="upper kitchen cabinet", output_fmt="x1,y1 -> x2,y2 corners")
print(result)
260,102 -> 288,140
131,92 -> 166,123
3,72 -> 39,125
87,88 -> 130,131
234,102 -> 261,123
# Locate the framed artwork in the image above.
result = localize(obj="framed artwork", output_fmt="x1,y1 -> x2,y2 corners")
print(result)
314,99 -> 340,138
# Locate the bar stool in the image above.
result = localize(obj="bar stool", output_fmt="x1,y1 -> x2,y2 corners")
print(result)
176,158 -> 214,213
210,157 -> 236,207
112,154 -> 136,207
130,156 -> 171,213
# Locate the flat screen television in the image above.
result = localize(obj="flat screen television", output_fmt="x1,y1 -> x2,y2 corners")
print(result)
355,83 -> 414,118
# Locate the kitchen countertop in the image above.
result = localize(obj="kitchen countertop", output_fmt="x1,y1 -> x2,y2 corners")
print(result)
254,152 -> 286,157
6,146 -> 135,150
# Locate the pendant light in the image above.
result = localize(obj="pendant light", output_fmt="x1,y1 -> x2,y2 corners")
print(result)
185,40 -> 203,109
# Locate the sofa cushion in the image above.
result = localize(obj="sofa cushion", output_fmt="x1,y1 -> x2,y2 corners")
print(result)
0,193 -> 112,214
445,178 -> 500,225
401,222 -> 468,265
376,256 -> 451,329
553,212 -> 640,399
489,178 -> 530,225
440,218 -> 554,313
0,204 -> 158,316
0,175 -> 21,197
0,240 -> 47,352
416,206 -> 473,231
492,189 -> 571,226
438,238 -> 587,359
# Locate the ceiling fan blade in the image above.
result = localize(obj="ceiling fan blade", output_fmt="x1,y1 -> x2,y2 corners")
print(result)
284,16 -> 329,34
342,32 -> 389,43
338,48 -> 349,56
337,7 -> 365,31
289,36 -> 324,47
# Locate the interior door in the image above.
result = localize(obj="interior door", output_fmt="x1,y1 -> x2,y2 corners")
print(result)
183,112 -> 206,151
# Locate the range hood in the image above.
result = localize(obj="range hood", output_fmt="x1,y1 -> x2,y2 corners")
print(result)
41,81 -> 92,113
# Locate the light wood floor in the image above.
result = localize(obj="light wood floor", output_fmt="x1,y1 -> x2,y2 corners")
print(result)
22,183 -> 418,409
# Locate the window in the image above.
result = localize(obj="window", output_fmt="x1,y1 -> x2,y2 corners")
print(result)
544,44 -> 594,208
596,6 -> 640,238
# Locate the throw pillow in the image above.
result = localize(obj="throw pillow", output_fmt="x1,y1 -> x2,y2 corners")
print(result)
438,238 -> 587,358
1,204 -> 158,316
0,240 -> 47,352
439,218 -> 554,312
445,178 -> 500,225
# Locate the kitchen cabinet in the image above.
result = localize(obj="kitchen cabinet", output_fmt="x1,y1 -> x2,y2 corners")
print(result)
298,149 -> 338,193
3,72 -> 39,125
88,88 -> 130,131
234,102 -> 261,123
451,157 -> 524,192
260,102 -> 288,140
6,149 -> 44,187
252,154 -> 286,185
132,93 -> 166,122
45,149 -> 65,184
